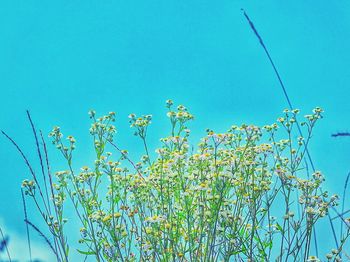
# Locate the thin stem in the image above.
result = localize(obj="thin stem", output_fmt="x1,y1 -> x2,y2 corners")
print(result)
0,227 -> 11,262
21,189 -> 33,262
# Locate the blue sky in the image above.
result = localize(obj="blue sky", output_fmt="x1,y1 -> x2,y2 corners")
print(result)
0,1 -> 349,260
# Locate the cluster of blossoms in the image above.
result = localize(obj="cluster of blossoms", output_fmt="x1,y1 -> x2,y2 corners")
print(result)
128,114 -> 152,138
22,179 -> 36,196
20,101 -> 350,262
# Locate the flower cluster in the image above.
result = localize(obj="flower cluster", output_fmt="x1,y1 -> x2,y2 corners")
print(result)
19,101 -> 350,262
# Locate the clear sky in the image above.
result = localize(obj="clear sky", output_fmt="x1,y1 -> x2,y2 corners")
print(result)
0,1 -> 349,261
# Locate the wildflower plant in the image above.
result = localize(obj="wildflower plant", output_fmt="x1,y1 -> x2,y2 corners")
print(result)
5,101 -> 350,261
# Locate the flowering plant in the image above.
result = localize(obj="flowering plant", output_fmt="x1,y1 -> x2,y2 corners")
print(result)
13,101 -> 350,261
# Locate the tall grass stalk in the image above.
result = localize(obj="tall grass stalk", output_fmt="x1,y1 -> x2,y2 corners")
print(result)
241,9 -> 350,257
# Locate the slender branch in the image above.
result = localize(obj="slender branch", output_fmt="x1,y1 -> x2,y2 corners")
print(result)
332,132 -> 350,138
26,110 -> 52,215
24,219 -> 60,260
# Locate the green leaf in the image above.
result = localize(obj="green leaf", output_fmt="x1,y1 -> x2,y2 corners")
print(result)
276,222 -> 283,232
77,249 -> 96,255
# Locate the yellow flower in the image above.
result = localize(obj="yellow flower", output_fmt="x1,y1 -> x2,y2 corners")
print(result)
145,227 -> 152,234
114,212 -> 122,218
102,215 -> 112,223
